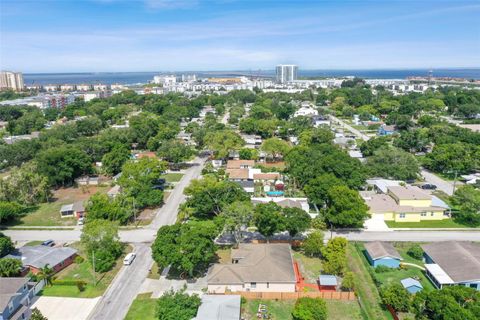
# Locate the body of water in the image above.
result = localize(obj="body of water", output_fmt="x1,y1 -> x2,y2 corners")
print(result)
23,68 -> 480,85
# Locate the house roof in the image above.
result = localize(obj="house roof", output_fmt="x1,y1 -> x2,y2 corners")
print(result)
194,295 -> 241,320
388,186 -> 431,201
226,160 -> 255,169
319,275 -> 337,286
400,277 -> 423,289
207,243 -> 296,285
253,173 -> 280,180
226,168 -> 249,180
364,241 -> 402,260
234,180 -> 254,188
60,201 -> 84,212
364,194 -> 444,213
422,241 -> 480,283
366,179 -> 402,194
0,278 -> 29,311
6,245 -> 77,270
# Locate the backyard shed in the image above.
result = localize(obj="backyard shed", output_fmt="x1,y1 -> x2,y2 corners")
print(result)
401,277 -> 423,294
319,274 -> 337,291
364,241 -> 402,268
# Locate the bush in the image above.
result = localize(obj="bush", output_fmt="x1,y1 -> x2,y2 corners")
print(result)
74,255 -> 85,264
311,216 -> 327,230
407,244 -> 424,260
94,249 -> 116,273
341,271 -> 355,291
292,297 -> 328,320
380,283 -> 411,312
76,281 -> 86,292
375,265 -> 392,273
302,231 -> 324,257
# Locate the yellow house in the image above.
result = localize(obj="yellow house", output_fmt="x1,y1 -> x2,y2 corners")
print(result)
365,186 -> 449,222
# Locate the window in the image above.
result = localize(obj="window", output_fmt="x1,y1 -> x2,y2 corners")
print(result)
251,282 -> 256,288
399,213 -> 406,218
469,283 -> 478,289
431,213 -> 434,216
267,282 -> 269,288
421,212 -> 427,217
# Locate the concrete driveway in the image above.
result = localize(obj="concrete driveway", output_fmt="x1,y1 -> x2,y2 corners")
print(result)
31,296 -> 100,320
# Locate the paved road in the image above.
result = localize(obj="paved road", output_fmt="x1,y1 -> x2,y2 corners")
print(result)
330,230 -> 480,241
329,115 -> 370,141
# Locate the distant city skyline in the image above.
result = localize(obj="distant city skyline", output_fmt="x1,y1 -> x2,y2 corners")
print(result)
1,0 -> 479,72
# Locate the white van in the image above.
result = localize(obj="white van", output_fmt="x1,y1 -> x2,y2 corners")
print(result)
123,253 -> 136,265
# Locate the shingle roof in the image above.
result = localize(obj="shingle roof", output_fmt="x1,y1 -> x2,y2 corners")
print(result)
226,168 -> 249,180
6,245 -> 77,269
364,241 -> 402,260
194,295 -> 241,320
226,160 -> 255,169
422,241 -> 480,283
253,173 -> 280,180
365,194 -> 444,213
388,186 -> 431,201
0,278 -> 29,311
208,243 -> 296,284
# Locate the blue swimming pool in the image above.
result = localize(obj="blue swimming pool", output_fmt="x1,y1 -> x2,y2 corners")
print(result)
266,191 -> 284,196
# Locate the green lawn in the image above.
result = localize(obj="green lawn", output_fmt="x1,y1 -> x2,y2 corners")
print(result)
125,293 -> 156,320
385,219 -> 469,228
292,251 -> 322,283
147,262 -> 161,280
325,300 -> 363,320
348,243 -> 391,320
41,243 -> 131,298
161,173 -> 184,183
24,241 -> 44,246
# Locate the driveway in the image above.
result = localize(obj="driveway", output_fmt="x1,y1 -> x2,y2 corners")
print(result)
420,169 -> 462,196
31,296 -> 100,320
139,275 -> 208,298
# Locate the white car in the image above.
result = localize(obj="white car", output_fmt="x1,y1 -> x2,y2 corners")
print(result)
123,253 -> 136,265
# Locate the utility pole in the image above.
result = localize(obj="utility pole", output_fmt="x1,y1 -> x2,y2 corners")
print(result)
452,170 -> 458,195
92,250 -> 96,287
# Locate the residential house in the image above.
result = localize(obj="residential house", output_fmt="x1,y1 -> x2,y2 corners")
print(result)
207,243 -> 296,293
293,106 -> 318,118
234,180 -> 254,194
193,295 -> 241,320
251,197 -> 310,213
377,124 -> 396,136
422,241 -> 480,290
59,201 -> 85,219
312,115 -> 330,127
226,160 -> 255,169
6,245 -> 77,275
0,278 -> 43,320
75,175 -> 101,186
363,186 -> 449,222
226,169 -> 249,181
364,241 -> 402,268
240,134 -> 262,146
401,278 -> 423,294
107,185 -> 121,198
253,173 -> 280,183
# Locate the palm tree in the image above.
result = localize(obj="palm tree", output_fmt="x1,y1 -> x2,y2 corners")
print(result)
37,264 -> 54,287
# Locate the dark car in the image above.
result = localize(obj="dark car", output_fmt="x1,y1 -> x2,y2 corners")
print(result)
420,183 -> 437,190
42,240 -> 55,247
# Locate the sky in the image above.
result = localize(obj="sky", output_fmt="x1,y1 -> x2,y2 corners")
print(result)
0,0 -> 479,72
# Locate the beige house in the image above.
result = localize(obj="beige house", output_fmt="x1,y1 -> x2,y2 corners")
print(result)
207,243 -> 296,293
364,185 -> 449,222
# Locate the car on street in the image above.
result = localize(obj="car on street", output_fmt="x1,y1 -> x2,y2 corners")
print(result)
420,183 -> 437,190
123,252 -> 136,265
42,239 -> 55,247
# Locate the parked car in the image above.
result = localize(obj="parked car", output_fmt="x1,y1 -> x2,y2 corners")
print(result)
77,217 -> 85,225
420,183 -> 437,190
123,252 -> 136,265
42,240 -> 55,247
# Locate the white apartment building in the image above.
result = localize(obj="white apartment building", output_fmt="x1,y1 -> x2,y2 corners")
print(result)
44,85 -> 59,92
0,71 -> 24,91
153,75 -> 176,85
60,84 -> 76,91
93,84 -> 109,91
76,84 -> 92,91
275,64 -> 298,83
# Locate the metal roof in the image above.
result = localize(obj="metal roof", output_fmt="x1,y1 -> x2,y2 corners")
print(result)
401,277 -> 423,289
319,275 -> 337,286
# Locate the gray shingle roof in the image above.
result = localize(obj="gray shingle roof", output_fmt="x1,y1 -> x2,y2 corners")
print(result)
0,278 -> 29,311
364,241 -> 402,260
6,245 -> 77,269
422,241 -> 480,283
194,295 -> 241,320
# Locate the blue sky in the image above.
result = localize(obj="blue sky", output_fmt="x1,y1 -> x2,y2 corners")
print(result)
0,0 -> 479,72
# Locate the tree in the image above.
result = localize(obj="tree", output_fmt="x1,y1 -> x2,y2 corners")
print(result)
152,222 -> 217,277
451,185 -> 480,226
424,143 -> 475,175
184,176 -> 249,218
341,271 -> 355,291
324,186 -> 369,228
322,237 -> 347,275
31,308 -> 48,320
302,231 -> 324,257
0,258 -> 22,276
407,244 -> 424,260
283,207 -> 311,236
298,127 -> 334,146
0,232 -> 14,258
291,297 -> 328,320
118,157 -> 168,208
304,174 -> 346,208
412,286 -> 480,320
221,201 -> 253,245
238,148 -> 258,160
86,193 -> 133,224
204,130 -> 244,159
260,138 -> 291,162
156,140 -> 195,164
253,202 -> 285,237
0,201 -> 25,224
37,264 -> 55,286
359,136 -> 391,157
380,283 -> 411,312
156,290 -> 201,320
365,146 -> 419,181
102,145 -> 130,176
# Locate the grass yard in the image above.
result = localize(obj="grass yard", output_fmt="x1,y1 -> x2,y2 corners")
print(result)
292,251 -> 322,283
325,300 -> 363,320
147,262 -> 161,279
385,219 -> 469,228
41,243 -> 131,298
347,243 -> 391,320
24,241 -> 44,246
161,173 -> 184,183
124,293 -> 156,320
10,185 -> 109,227
243,299 -> 295,320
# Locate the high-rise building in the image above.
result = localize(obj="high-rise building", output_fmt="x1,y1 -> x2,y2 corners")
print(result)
0,71 -> 24,91
275,65 -> 298,83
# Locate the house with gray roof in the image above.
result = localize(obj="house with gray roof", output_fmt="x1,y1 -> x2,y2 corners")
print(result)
422,241 -> 480,290
364,241 -> 402,268
6,245 -> 77,275
193,295 -> 241,320
0,278 -> 41,320
207,243 -> 296,293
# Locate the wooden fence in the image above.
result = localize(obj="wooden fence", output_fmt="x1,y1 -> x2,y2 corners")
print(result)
218,291 -> 356,301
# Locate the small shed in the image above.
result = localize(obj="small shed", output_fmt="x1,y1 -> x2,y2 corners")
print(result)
401,277 -> 423,294
60,201 -> 85,219
319,274 -> 337,291
364,241 -> 402,268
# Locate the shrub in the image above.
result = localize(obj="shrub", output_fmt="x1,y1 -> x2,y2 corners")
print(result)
74,255 -> 85,264
380,283 -> 411,312
302,231 -> 324,257
375,265 -> 392,273
292,297 -> 327,320
76,281 -> 86,292
311,216 -> 327,230
407,244 -> 424,260
341,271 -> 355,291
